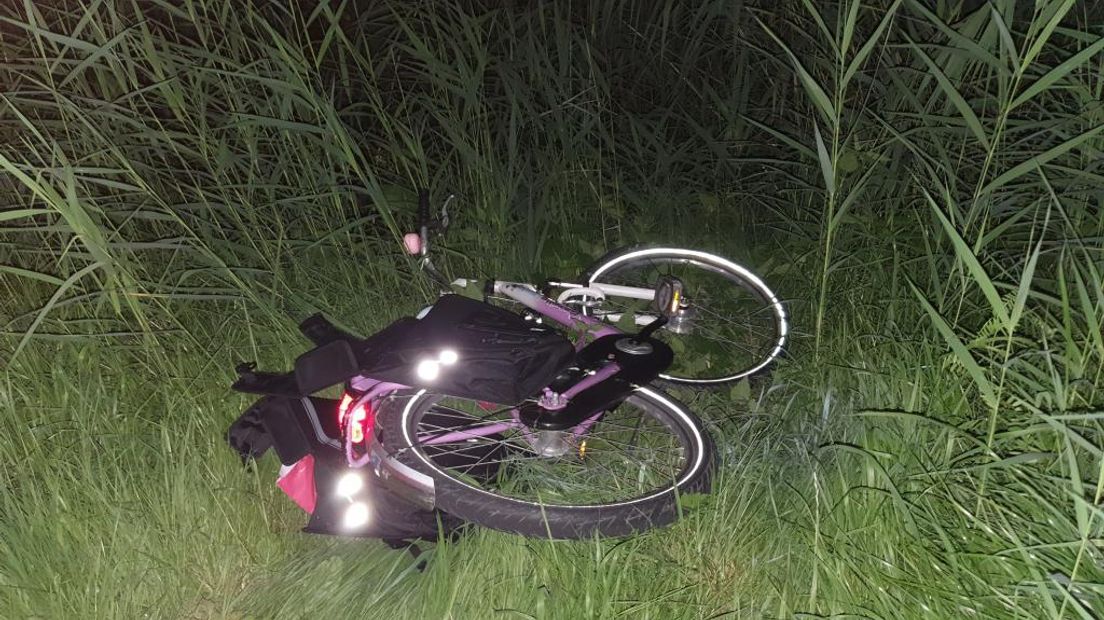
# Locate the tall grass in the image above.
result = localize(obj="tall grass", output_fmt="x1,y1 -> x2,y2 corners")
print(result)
1,0 -> 1102,617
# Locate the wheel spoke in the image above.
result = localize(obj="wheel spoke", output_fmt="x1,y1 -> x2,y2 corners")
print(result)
407,394 -> 694,506
586,252 -> 783,382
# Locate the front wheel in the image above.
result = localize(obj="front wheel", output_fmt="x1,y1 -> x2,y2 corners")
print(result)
376,387 -> 714,539
582,246 -> 788,386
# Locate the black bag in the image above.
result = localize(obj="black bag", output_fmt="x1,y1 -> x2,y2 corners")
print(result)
226,295 -> 565,560
302,449 -> 466,557
226,396 -> 466,565
289,294 -> 576,405
356,294 -> 576,404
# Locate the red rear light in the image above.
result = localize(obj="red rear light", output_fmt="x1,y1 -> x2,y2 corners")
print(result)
350,402 -> 370,443
338,392 -> 374,444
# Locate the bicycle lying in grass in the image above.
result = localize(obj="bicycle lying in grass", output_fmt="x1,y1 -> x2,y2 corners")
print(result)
228,192 -> 787,540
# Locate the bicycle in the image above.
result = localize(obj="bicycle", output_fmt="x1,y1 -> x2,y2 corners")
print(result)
232,191 -> 787,539
359,192 -> 788,538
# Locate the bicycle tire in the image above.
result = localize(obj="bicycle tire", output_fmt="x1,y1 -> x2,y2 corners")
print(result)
376,387 -> 715,539
580,246 -> 787,386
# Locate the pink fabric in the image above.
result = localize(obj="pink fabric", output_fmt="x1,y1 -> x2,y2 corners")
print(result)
276,454 -> 317,514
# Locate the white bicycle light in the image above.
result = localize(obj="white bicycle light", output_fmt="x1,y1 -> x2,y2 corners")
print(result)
438,349 -> 458,365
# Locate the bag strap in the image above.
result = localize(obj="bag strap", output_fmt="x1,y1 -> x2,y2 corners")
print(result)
299,313 -> 359,347
383,538 -> 428,572
231,362 -> 302,397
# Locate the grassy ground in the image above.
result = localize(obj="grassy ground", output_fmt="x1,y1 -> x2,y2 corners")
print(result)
2,0 -> 1102,617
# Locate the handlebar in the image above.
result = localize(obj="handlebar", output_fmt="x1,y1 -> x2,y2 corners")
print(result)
417,189 -> 431,256
412,189 -> 454,290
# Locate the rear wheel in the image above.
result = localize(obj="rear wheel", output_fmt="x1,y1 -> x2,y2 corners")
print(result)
377,387 -> 714,538
582,247 -> 787,386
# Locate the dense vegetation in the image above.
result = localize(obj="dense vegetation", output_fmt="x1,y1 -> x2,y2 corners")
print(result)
2,0 -> 1102,617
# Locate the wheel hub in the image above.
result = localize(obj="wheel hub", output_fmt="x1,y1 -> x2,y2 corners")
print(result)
665,305 -> 697,335
533,430 -> 571,457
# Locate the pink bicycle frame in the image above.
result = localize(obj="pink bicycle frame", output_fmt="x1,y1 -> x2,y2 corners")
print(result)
347,280 -> 640,460
419,282 -> 629,446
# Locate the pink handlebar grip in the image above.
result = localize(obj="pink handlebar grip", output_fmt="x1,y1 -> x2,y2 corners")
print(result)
403,232 -> 422,255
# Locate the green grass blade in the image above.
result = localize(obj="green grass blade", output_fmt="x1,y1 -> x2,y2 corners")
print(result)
739,115 -> 817,161
0,265 -> 66,286
989,4 -> 1020,70
57,26 -> 135,89
841,0 -> 902,91
904,0 -> 1001,69
756,17 -> 836,127
980,123 -> 1104,194
923,186 -> 1011,330
1008,239 -> 1042,334
8,262 -> 104,362
1019,0 -> 1076,72
812,121 -> 835,195
0,208 -> 53,222
1010,35 -> 1104,111
840,0 -> 860,57
909,40 -> 991,150
909,280 -> 999,412
799,0 -> 840,62
0,13 -> 101,53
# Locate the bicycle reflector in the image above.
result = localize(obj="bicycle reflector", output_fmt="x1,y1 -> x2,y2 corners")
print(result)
335,472 -> 363,498
337,393 -> 353,426
344,502 -> 371,529
415,349 -> 459,382
335,473 -> 371,529
338,392 -> 375,445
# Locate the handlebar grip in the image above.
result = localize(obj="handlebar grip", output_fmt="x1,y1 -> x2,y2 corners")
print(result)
417,189 -> 431,230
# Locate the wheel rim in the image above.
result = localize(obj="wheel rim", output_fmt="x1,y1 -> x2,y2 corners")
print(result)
401,391 -> 703,508
586,249 -> 786,384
